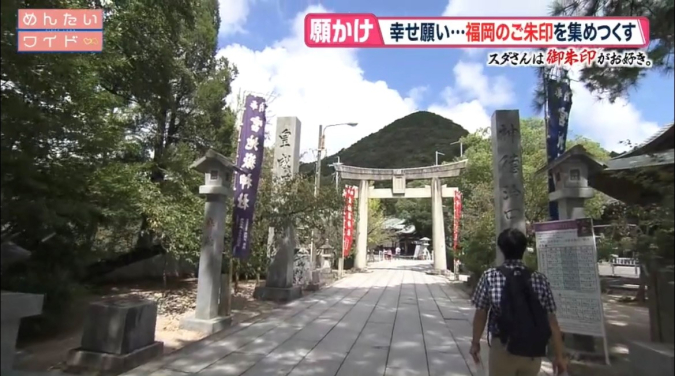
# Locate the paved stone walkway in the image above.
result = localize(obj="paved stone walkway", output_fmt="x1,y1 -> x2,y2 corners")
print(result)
123,260 -> 552,376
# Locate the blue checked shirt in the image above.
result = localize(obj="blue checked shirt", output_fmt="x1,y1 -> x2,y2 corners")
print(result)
471,259 -> 557,336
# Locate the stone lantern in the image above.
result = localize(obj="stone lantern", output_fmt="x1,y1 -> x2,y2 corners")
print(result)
538,145 -> 605,220
180,149 -> 237,334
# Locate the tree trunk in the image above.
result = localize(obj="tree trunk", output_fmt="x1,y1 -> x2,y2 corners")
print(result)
636,264 -> 647,302
233,263 -> 240,294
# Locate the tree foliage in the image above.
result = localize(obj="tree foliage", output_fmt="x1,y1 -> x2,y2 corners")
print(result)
533,0 -> 674,107
2,0 -> 234,262
0,0 -> 241,334
455,118 -> 611,277
600,169 -> 674,263
367,199 -> 398,248
225,147 -> 344,280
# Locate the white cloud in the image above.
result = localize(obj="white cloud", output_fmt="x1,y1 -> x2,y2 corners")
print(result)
219,0 -> 253,37
429,99 -> 492,134
442,0 -> 663,151
428,62 -> 515,133
218,5 -> 419,160
567,70 -> 660,152
453,62 -> 513,107
407,86 -> 429,104
217,0 -> 662,162
462,48 -> 485,59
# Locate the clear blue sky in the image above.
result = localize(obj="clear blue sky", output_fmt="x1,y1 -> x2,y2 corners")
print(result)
216,0 -> 674,156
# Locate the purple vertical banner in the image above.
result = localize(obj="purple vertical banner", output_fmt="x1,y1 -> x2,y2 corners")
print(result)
232,95 -> 267,259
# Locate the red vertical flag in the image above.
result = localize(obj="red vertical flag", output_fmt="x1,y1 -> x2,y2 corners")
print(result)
453,190 -> 462,251
343,186 -> 356,257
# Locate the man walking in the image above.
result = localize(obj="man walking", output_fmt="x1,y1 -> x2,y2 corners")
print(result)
469,228 -> 568,376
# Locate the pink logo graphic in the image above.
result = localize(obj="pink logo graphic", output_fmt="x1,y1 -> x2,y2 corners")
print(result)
18,9 -> 103,53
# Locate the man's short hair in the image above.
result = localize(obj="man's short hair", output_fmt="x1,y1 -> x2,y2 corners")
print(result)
497,228 -> 527,260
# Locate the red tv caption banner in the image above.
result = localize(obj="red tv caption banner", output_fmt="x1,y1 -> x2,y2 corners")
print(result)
305,14 -> 649,48
18,9 -> 103,53
343,186 -> 356,257
453,190 -> 462,252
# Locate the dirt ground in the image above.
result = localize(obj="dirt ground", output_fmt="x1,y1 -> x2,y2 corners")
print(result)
15,278 -> 279,373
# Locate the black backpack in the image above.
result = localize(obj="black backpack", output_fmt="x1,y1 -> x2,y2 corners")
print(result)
494,265 -> 552,358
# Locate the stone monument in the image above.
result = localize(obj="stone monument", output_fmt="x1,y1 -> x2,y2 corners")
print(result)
307,245 -> 333,291
293,247 -> 311,286
180,149 -> 236,334
67,298 -> 163,373
254,117 -> 303,302
490,110 -> 526,266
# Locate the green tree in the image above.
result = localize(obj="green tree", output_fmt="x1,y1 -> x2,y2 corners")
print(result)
220,144 -> 345,283
394,180 -> 434,239
599,167 -> 674,302
367,199 -> 397,248
456,118 -> 611,279
532,0 -> 673,106
95,0 -> 236,260
1,0 -> 235,333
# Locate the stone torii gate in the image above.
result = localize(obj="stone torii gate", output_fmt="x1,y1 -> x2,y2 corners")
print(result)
334,161 -> 467,274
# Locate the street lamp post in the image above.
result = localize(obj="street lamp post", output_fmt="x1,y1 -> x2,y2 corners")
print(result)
451,141 -> 464,157
329,156 -> 343,191
312,122 -> 358,270
315,123 -> 357,195
435,151 -> 445,165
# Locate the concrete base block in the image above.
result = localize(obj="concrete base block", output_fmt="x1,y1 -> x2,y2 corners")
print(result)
81,298 -> 157,355
253,286 -> 302,302
1,318 -> 20,371
427,269 -> 449,276
66,341 -> 163,373
629,341 -> 674,376
179,314 -> 232,334
1,291 -> 44,371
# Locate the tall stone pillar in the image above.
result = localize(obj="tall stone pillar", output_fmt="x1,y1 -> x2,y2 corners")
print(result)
267,116 -> 302,255
253,117 -> 303,302
195,195 -> 226,320
181,150 -> 234,334
431,177 -> 448,274
490,110 -> 526,266
354,179 -> 369,271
